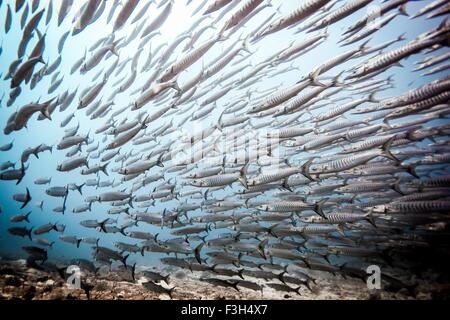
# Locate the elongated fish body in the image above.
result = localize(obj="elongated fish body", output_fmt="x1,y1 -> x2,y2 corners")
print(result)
4,100 -> 51,134
72,0 -> 102,36
379,79 -> 450,111
203,0 -> 233,15
309,149 -> 394,175
249,80 -> 312,114
15,0 -> 26,12
159,34 -> 223,82
222,0 -> 264,32
82,42 -> 119,73
98,192 -> 132,202
57,0 -> 72,26
386,93 -> 450,120
78,79 -> 107,109
106,121 -> 147,150
9,226 -> 33,240
345,0 -> 407,35
310,0 -> 373,32
375,201 -> 450,213
17,9 -> 45,58
257,0 -> 330,39
133,80 -> 179,110
57,134 -> 88,150
5,4 -> 12,34
140,1 -> 173,39
11,56 -> 45,88
350,35 -> 448,78
113,0 -> 139,32
57,156 -> 89,172
348,10 -> 406,45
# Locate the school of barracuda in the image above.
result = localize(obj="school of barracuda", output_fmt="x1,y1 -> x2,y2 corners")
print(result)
0,0 -> 449,298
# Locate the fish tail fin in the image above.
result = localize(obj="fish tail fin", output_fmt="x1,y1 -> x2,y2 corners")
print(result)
27,227 -> 33,241
33,146 -> 41,159
77,183 -> 85,195
365,210 -> 377,228
38,54 -> 46,65
216,112 -> 225,131
381,136 -> 400,163
398,4 -> 409,16
301,158 -> 315,181
310,67 -> 326,87
140,115 -> 149,129
156,153 -> 164,168
41,104 -> 52,121
162,274 -> 170,285
359,38 -> 371,53
238,160 -> 250,189
102,162 -> 109,176
314,198 -> 328,219
110,41 -> 120,57
168,287 -> 176,299
21,187 -> 32,209
25,211 -> 31,223
217,29 -> 228,42
392,178 -> 404,195
241,35 -> 251,54
258,238 -> 268,259
77,239 -> 82,248
85,129 -> 91,144
368,92 -> 378,103
122,254 -> 130,268
331,71 -> 345,87
62,192 -> 68,215
16,162 -> 26,185
406,164 -> 419,179
170,78 -> 181,93
99,219 -> 109,233
268,223 -> 280,238
195,242 -> 204,265
244,198 -> 250,209
305,280 -> 314,292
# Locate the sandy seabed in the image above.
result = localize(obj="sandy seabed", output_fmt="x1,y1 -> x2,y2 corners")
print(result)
0,259 -> 448,300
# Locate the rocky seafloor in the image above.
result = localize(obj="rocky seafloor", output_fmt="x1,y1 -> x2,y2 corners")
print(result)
0,259 -> 448,300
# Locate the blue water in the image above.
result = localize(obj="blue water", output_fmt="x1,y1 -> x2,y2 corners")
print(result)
0,0 -> 448,268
